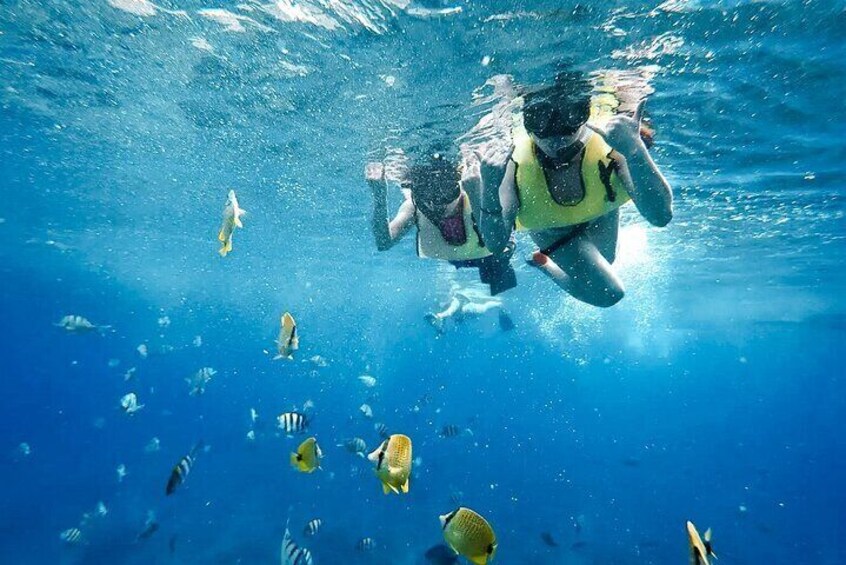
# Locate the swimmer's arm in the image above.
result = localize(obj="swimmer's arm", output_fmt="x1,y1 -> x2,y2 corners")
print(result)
368,171 -> 414,251
587,101 -> 673,228
477,159 -> 518,254
611,147 -> 673,228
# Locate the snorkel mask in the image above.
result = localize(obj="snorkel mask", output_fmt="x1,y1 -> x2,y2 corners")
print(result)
522,92 -> 590,140
410,152 -> 460,209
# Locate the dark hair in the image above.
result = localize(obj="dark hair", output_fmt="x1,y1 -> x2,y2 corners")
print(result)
522,71 -> 592,138
408,152 -> 460,208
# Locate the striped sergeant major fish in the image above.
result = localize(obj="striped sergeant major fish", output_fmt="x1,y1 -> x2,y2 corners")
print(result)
356,537 -> 376,551
440,424 -> 473,438
374,422 -> 389,439
60,527 -> 83,545
218,189 -> 245,257
338,437 -> 367,456
687,521 -> 716,565
277,412 -> 308,436
281,520 -> 313,565
303,518 -> 322,537
166,441 -> 204,495
274,312 -> 299,360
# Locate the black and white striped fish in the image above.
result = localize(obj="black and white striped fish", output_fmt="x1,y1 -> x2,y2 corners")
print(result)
281,522 -> 313,565
303,518 -> 322,537
356,537 -> 377,551
277,412 -> 308,436
60,527 -> 83,545
374,422 -> 389,439
440,425 -> 473,438
338,437 -> 366,455
166,441 -> 204,495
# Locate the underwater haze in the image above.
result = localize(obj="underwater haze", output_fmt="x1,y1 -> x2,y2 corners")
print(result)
2,0 -> 846,563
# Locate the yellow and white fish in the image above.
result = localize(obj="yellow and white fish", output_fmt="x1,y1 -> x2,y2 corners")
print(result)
291,437 -> 322,473
218,189 -> 245,257
367,434 -> 412,495
274,312 -> 299,360
687,521 -> 717,565
440,507 -> 497,565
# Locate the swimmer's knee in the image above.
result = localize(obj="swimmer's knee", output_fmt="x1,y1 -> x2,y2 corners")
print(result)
590,283 -> 625,308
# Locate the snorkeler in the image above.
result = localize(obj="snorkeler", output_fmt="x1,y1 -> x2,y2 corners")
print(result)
366,153 -> 516,296
426,280 -> 514,334
474,71 -> 673,307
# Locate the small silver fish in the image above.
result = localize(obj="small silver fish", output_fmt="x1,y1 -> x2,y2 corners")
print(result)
358,375 -> 377,388
120,393 -> 144,414
55,315 -> 107,333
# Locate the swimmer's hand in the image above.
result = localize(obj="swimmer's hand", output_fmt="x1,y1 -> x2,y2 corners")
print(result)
586,99 -> 647,157
365,161 -> 385,183
365,162 -> 387,199
472,144 -> 508,193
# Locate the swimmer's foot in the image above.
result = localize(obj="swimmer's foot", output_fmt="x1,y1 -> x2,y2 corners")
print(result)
526,250 -> 549,267
425,313 -> 445,335
498,310 -> 515,332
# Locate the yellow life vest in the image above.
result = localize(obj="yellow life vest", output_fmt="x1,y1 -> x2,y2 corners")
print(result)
513,124 -> 631,231
415,191 -> 491,261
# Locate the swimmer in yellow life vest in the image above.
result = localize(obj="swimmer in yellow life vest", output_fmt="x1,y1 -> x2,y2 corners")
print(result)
474,70 -> 673,307
366,151 -> 517,296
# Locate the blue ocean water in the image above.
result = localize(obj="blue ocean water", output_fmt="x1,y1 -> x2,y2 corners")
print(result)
2,0 -> 846,563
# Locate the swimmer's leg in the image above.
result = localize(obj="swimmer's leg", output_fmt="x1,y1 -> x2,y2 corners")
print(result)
425,297 -> 462,334
460,299 -> 502,318
530,229 -> 625,308
585,209 -> 620,264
